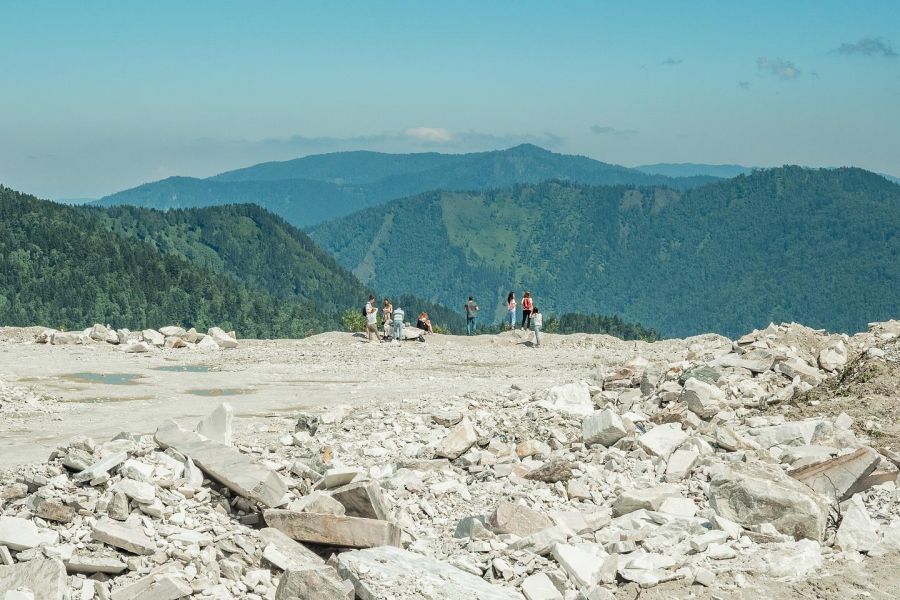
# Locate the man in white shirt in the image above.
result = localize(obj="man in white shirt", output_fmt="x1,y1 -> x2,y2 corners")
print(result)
365,295 -> 380,342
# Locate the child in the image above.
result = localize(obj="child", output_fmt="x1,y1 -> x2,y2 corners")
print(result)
532,307 -> 543,347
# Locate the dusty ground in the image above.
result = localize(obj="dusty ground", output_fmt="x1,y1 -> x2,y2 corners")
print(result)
0,327 -> 687,468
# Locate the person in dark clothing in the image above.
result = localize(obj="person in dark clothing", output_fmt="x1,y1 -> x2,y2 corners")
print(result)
464,296 -> 479,335
521,291 -> 533,330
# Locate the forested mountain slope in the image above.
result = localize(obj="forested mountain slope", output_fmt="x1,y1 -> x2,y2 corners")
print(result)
309,167 -> 900,338
97,145 -> 717,227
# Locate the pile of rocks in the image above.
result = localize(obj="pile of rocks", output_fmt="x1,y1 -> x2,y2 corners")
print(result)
2,320 -> 899,599
34,326 -> 239,353
0,379 -> 64,431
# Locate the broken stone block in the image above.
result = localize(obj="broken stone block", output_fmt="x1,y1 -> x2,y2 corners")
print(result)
525,458 -> 574,483
789,447 -> 881,501
196,402 -> 233,446
91,517 -> 156,555
539,382 -> 594,417
73,451 -> 127,484
0,559 -> 66,599
323,468 -> 362,489
508,525 -> 570,556
680,377 -> 725,419
290,491 -> 346,516
154,419 -> 288,508
34,499 -> 75,524
612,485 -> 680,517
664,449 -> 699,482
551,543 -> 608,588
709,461 -> 829,541
65,552 -> 127,574
111,478 -> 156,504
712,351 -> 774,373
516,439 -> 551,459
336,546 -> 524,599
109,573 -> 192,600
263,510 -> 401,548
818,340 -> 848,371
275,565 -> 354,599
329,480 -> 391,520
636,423 -> 688,459
207,327 -> 238,349
434,417 -> 477,459
521,572 -> 563,600
777,358 -> 824,386
259,527 -> 324,570
835,494 -> 879,553
141,329 -> 165,347
0,516 -> 58,551
582,409 -> 627,447
488,501 -> 554,536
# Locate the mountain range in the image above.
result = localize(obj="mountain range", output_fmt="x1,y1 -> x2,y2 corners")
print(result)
96,145 -> 718,228
309,166 -> 900,338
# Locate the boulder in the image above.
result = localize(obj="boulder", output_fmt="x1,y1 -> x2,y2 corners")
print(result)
0,516 -> 58,551
525,458 -> 574,483
488,501 -> 553,536
789,447 -> 881,501
196,402 -> 233,446
290,491 -> 346,516
141,329 -> 165,347
434,417 -> 477,459
50,331 -> 85,345
612,485 -> 680,516
207,327 -> 238,349
196,336 -> 220,350
551,543 -> 610,589
275,566 -> 354,599
680,377 -> 725,419
335,546 -> 524,600
777,358 -> 825,386
636,423 -> 688,459
329,480 -> 391,520
709,461 -> 829,541
0,558 -> 66,599
123,342 -> 151,353
835,494 -> 879,552
91,517 -> 156,555
539,382 -> 594,417
263,510 -> 402,548
664,449 -> 700,482
89,323 -> 111,342
155,419 -> 288,508
818,340 -> 849,372
521,572 -> 563,600
582,409 -> 627,447
159,326 -> 186,337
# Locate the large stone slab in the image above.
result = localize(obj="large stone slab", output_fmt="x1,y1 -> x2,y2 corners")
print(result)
336,546 -> 524,599
789,447 -> 881,501
636,423 -> 688,459
263,510 -> 401,548
110,573 -> 192,600
91,517 -> 156,555
275,565 -> 354,599
582,409 -> 627,447
0,558 -> 66,600
488,501 -> 553,536
538,382 -> 593,417
709,461 -> 829,541
154,419 -> 288,508
73,451 -> 127,483
0,516 -> 59,551
681,377 -> 725,419
259,527 -> 324,570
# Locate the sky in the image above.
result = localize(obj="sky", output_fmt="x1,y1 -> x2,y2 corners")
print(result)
1,1 -> 898,199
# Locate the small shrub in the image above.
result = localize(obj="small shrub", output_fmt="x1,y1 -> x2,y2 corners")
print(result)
342,309 -> 366,333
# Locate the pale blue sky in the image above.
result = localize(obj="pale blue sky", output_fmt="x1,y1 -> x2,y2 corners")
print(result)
2,1 -> 898,198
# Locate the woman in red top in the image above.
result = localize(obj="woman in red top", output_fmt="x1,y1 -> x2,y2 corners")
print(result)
521,291 -> 533,330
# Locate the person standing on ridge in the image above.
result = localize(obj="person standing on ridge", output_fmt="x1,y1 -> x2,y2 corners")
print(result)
532,306 -> 543,347
464,296 -> 479,335
392,305 -> 405,341
521,291 -> 533,331
382,298 -> 393,340
506,291 -> 517,331
365,295 -> 380,342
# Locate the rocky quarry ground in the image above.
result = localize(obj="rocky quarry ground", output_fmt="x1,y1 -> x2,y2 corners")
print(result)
1,320 -> 900,599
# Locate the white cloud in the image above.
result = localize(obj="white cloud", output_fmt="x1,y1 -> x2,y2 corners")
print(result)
403,127 -> 454,143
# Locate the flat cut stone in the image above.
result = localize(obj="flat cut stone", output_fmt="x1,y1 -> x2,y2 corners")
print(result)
329,480 -> 391,520
789,447 -> 881,501
275,566 -> 354,599
109,573 -> 192,600
259,527 -> 324,570
521,572 -> 563,600
74,452 -> 128,483
582,409 -> 627,447
154,419 -> 288,508
0,516 -> 58,551
636,424 -> 688,459
65,552 -> 127,574
91,517 -> 155,555
263,510 -> 401,548
336,546 -> 524,599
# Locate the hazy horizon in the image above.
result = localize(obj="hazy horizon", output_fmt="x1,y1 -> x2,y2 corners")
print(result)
2,1 -> 898,199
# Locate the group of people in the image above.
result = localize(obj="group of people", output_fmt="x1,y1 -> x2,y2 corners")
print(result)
363,296 -> 434,343
505,290 -> 543,346
363,291 -> 543,347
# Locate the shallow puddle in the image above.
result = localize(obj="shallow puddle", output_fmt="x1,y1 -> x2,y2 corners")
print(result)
61,372 -> 143,385
154,365 -> 212,373
185,388 -> 252,397
61,395 -> 152,404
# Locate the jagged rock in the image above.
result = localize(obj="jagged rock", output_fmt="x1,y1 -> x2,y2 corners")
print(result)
431,410 -> 463,427
141,329 -> 165,347
336,546 -> 524,599
835,494 -> 879,552
155,419 -> 288,508
612,485 -> 680,516
551,543 -> 612,588
664,449 -> 699,482
681,377 -> 725,419
709,461 -> 829,541
329,480 -> 391,520
582,409 -> 627,447
295,413 -> 321,436
789,447 -> 881,501
488,501 -> 553,536
777,358 -> 825,386
0,558 -> 66,599
636,423 -> 688,459
158,326 -> 186,337
521,572 -> 563,600
164,336 -> 187,349
51,331 -> 85,345
0,516 -> 58,551
111,478 -> 156,504
275,565 -> 354,599
196,336 -> 220,350
90,323 -> 112,342
434,417 -> 477,459
516,439 -> 551,459
508,525 -> 570,556
207,327 -> 238,349
818,340 -> 848,371
525,458 -> 574,483
263,510 -> 402,548
259,527 -> 324,570
196,402 -> 233,446
65,552 -> 128,574
539,382 -> 594,417
712,350 -> 774,373
74,451 -> 127,483
290,491 -> 346,515
109,573 -> 192,600
34,498 -> 74,523
91,517 -> 156,555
